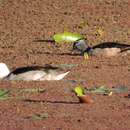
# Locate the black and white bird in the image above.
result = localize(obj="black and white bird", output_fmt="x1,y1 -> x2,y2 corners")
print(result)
0,63 -> 69,81
73,40 -> 130,57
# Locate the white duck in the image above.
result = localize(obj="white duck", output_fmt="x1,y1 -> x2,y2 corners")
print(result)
0,63 -> 70,81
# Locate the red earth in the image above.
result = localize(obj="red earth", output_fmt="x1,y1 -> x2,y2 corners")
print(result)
0,0 -> 130,129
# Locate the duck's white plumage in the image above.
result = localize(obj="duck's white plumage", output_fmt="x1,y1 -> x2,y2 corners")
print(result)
0,63 -> 10,78
0,63 -> 69,81
40,71 -> 70,81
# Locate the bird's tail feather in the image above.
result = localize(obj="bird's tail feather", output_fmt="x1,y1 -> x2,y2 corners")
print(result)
0,63 -> 10,78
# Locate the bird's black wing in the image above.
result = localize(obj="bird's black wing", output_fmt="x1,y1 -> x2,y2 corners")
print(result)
10,66 -> 44,75
93,42 -> 130,49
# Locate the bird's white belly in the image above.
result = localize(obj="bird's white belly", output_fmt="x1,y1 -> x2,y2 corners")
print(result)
92,48 -> 121,57
7,71 -> 46,81
103,48 -> 121,56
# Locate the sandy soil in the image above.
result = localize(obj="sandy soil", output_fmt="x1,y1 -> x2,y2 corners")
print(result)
0,0 -> 130,129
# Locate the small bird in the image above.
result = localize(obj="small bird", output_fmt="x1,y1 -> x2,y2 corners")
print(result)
0,63 -> 70,81
73,40 -> 130,57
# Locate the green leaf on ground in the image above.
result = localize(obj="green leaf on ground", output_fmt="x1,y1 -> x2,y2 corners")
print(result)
0,89 -> 10,100
74,86 -> 85,96
20,88 -> 46,93
31,113 -> 49,120
86,86 -> 128,95
110,86 -> 128,93
53,31 -> 84,43
86,86 -> 112,95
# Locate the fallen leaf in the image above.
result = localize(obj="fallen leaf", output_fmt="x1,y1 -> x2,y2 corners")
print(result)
86,86 -> 128,95
31,113 -> 49,120
20,88 -> 46,93
79,95 -> 94,104
0,89 -> 10,100
53,32 -> 84,43
74,86 -> 85,96
95,28 -> 104,37
110,86 -> 128,93
86,86 -> 112,95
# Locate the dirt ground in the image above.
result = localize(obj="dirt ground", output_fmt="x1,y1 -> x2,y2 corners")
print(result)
0,0 -> 130,130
